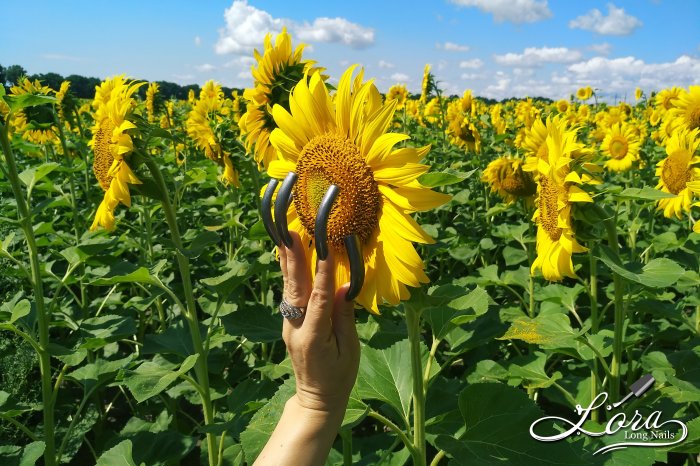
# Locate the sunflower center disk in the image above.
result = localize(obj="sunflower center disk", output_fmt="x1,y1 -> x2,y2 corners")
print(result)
662,154 -> 691,195
93,122 -> 116,191
689,106 -> 700,131
294,133 -> 381,249
538,176 -> 563,241
610,138 -> 628,159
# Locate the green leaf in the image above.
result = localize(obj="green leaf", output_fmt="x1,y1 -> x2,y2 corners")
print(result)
240,378 -> 295,462
142,321 -> 194,357
498,313 -> 584,350
221,304 -> 282,343
67,356 -> 134,391
418,168 -> 476,188
90,260 -> 165,286
9,299 -> 30,324
201,260 -> 252,298
356,339 -> 413,419
18,162 -> 59,188
343,387 -> 369,429
181,230 -> 220,258
79,315 -> 137,349
596,246 -> 685,288
424,285 -> 490,340
507,352 -> 563,389
3,93 -> 56,112
247,220 -> 269,241
670,416 -> 700,453
614,187 -> 676,201
434,383 -> 594,465
96,440 -> 139,466
18,441 -> 45,466
122,354 -> 199,403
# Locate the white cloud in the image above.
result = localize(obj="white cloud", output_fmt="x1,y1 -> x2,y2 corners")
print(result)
378,60 -> 395,69
437,42 -> 470,52
569,4 -> 642,36
449,0 -> 552,24
215,0 -> 374,55
589,43 -> 612,56
194,36 -> 202,46
494,47 -> 582,67
460,73 -> 484,80
459,59 -> 484,69
390,73 -> 410,82
195,63 -> 217,72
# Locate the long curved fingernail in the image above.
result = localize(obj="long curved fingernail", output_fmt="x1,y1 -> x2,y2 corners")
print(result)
344,234 -> 364,301
314,184 -> 339,261
274,172 -> 297,248
261,178 -> 280,245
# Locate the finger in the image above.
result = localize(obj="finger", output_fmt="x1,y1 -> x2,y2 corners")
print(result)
282,230 -> 312,307
331,283 -> 359,356
304,247 -> 336,333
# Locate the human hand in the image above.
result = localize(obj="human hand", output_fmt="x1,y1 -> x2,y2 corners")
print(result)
278,231 -> 361,415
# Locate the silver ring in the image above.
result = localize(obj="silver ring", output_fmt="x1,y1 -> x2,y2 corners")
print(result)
279,298 -> 305,320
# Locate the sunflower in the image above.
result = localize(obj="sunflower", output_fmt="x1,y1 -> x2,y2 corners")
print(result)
386,84 -> 409,109
482,156 -> 536,204
9,78 -> 58,145
635,87 -> 643,101
239,27 -> 319,170
446,115 -> 481,153
556,99 -> 569,113
523,117 -> 593,281
655,128 -> 700,219
601,122 -> 642,172
186,80 -> 240,187
665,85 -> 700,133
420,64 -> 432,104
146,82 -> 159,122
89,76 -> 144,231
655,87 -> 682,111
266,66 -> 451,313
576,86 -> 593,101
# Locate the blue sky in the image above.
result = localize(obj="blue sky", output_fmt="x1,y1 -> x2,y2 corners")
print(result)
1,0 -> 699,100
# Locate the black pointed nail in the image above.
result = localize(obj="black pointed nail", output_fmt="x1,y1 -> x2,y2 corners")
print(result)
344,234 -> 364,301
261,178 -> 280,246
315,184 -> 339,261
274,172 -> 297,248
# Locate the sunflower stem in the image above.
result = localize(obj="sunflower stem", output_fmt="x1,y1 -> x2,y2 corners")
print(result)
405,302 -> 427,466
588,244 -> 600,422
604,217 -> 626,404
0,121 -> 57,466
144,155 -> 217,466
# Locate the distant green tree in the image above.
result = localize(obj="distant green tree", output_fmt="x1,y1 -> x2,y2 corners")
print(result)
0,64 -> 6,87
5,64 -> 27,86
31,72 -> 65,91
65,74 -> 101,98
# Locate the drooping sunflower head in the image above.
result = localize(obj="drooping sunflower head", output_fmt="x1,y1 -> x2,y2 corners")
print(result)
9,77 -> 58,145
655,128 -> 700,219
635,87 -> 643,101
89,76 -> 144,231
655,87 -> 682,111
186,80 -> 240,187
601,122 -> 642,172
146,82 -> 159,122
420,64 -> 433,104
386,84 -> 409,109
482,156 -> 536,203
240,27 -> 320,170
524,123 -> 594,281
267,66 -> 451,312
446,115 -> 481,153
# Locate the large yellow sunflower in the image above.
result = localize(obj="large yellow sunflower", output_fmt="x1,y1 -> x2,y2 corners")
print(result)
576,86 -> 593,101
665,85 -> 700,133
655,128 -> 700,219
186,80 -> 240,187
267,66 -> 451,313
89,76 -> 144,231
239,27 -> 319,170
523,117 -> 593,281
446,115 -> 481,153
601,122 -> 642,172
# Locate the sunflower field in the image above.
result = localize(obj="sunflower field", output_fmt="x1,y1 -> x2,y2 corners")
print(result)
1,29 -> 699,466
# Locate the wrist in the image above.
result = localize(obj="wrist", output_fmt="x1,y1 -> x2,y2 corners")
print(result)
287,394 -> 347,427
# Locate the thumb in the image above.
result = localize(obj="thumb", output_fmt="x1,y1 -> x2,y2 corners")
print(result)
331,283 -> 359,354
